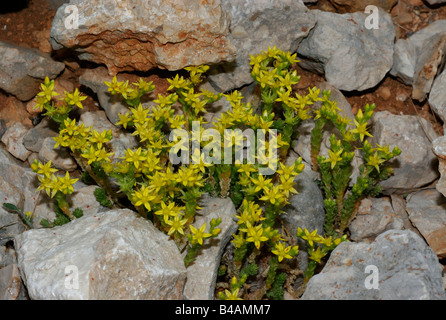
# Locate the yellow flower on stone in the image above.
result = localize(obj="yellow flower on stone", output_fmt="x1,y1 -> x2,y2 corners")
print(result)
189,223 -> 212,245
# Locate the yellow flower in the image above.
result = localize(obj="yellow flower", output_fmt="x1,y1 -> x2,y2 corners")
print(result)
323,149 -> 343,170
367,152 -> 385,173
64,88 -> 87,109
166,215 -> 188,236
309,247 -> 325,263
190,223 -> 212,245
132,185 -> 155,211
259,185 -> 284,205
58,171 -> 78,195
246,224 -> 269,249
123,147 -> 146,169
116,112 -> 132,129
222,288 -> 243,300
272,242 -> 293,262
300,228 -> 321,247
167,74 -> 189,91
250,175 -> 272,193
36,160 -> 58,177
37,77 -> 59,101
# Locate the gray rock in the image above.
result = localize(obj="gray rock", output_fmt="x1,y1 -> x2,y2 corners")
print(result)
297,8 -> 395,92
0,264 -> 26,300
390,194 -> 423,238
183,197 -> 238,300
280,151 -> 325,272
79,68 -> 131,126
1,122 -> 31,162
412,33 -> 446,101
50,0 -> 235,74
0,176 -> 26,245
23,118 -> 59,153
281,151 -> 325,237
15,209 -> 187,299
301,229 -> 445,300
207,0 -> 316,93
391,20 -> 446,86
349,197 -> 406,242
0,41 -> 64,101
370,111 -> 439,193
0,145 -> 55,218
429,67 -> 446,128
432,135 -> 446,197
0,246 -> 17,269
38,137 -> 77,172
406,189 -> 446,258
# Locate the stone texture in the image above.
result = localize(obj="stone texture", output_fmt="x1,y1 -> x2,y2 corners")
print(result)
1,122 -> 31,162
281,151 -> 325,237
23,118 -> 59,153
301,229 -> 445,300
0,145 -> 49,218
0,176 -> 26,246
207,0 -> 316,93
412,33 -> 446,101
0,41 -> 65,101
406,189 -> 446,258
45,0 -> 69,10
349,197 -> 406,242
50,0 -> 235,74
0,98 -> 32,128
329,0 -> 398,12
79,68 -> 132,125
391,20 -> 446,86
429,68 -> 446,129
432,136 -> 446,197
297,8 -> 395,92
38,137 -> 77,172
0,264 -> 26,300
370,111 -> 439,193
183,197 -> 237,300
15,209 -> 187,300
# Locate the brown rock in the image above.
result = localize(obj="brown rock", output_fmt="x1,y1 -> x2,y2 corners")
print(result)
329,0 -> 398,12
50,0 -> 235,74
378,86 -> 392,100
0,97 -> 32,127
33,29 -> 52,54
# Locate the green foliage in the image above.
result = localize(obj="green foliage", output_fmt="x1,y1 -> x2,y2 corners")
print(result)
31,46 -> 400,301
266,272 -> 287,300
311,100 -> 401,236
94,188 -> 113,208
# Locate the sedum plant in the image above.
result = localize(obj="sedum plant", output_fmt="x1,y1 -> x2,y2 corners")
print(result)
23,46 -> 399,300
310,97 -> 401,236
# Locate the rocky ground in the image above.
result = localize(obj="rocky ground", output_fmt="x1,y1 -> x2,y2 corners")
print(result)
1,0 -> 446,300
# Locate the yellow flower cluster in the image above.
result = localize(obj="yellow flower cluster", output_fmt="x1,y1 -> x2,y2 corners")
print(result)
31,159 -> 78,198
296,227 -> 347,264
